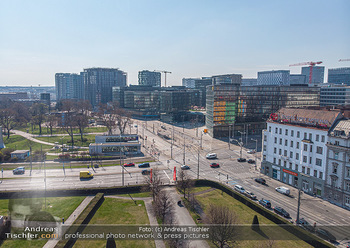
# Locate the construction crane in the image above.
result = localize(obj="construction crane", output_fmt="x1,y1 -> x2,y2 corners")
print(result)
289,61 -> 323,84
154,70 -> 172,87
339,59 -> 350,62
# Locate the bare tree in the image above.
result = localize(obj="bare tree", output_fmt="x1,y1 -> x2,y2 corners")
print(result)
61,100 -> 76,148
30,103 -> 48,135
143,169 -> 162,201
75,100 -> 91,142
0,108 -> 16,139
154,190 -> 173,224
98,102 -> 131,135
176,170 -> 194,199
45,114 -> 58,136
206,204 -> 238,248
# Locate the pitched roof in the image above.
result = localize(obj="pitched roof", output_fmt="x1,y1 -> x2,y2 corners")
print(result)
331,119 -> 350,137
274,107 -> 342,128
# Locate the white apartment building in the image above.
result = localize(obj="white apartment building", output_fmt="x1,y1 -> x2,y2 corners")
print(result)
325,120 -> 350,210
262,108 -> 342,197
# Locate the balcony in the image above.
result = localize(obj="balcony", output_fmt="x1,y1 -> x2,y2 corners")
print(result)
302,139 -> 313,144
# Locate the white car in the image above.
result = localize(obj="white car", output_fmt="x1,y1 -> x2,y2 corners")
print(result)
275,186 -> 290,196
247,149 -> 256,154
206,153 -> 217,159
234,185 -> 245,194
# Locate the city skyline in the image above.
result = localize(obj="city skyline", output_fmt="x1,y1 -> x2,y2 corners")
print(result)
1,0 -> 349,86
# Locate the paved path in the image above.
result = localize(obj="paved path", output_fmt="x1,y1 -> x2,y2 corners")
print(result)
164,187 -> 210,248
43,195 -> 94,248
106,195 -> 166,248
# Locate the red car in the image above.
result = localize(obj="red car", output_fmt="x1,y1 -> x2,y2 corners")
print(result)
123,162 -> 135,167
210,163 -> 220,168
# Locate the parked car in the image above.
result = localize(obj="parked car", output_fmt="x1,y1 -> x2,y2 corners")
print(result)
255,178 -> 266,185
124,162 -> 135,167
206,153 -> 217,159
234,185 -> 245,194
295,218 -> 314,231
275,186 -> 290,196
237,158 -> 246,162
141,169 -> 151,175
244,191 -> 257,200
181,165 -> 190,170
259,199 -> 271,208
138,162 -> 150,168
247,149 -> 256,154
316,229 -> 336,243
13,167 -> 25,175
210,163 -> 220,168
247,159 -> 255,164
273,206 -> 290,218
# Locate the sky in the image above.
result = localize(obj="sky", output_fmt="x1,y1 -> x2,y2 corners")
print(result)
0,0 -> 349,86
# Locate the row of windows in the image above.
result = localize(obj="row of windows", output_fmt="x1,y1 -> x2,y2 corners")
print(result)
269,126 -> 326,142
272,158 -> 323,178
272,138 -> 324,154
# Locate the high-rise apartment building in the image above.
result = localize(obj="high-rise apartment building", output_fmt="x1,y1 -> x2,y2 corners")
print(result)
328,67 -> 350,85
83,68 -> 127,107
301,66 -> 325,84
139,70 -> 161,87
55,73 -> 83,101
257,70 -> 290,86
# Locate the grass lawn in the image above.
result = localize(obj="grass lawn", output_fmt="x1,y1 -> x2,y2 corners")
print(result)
0,196 -> 85,248
191,189 -> 313,248
36,134 -> 96,148
115,192 -> 152,198
73,198 -> 155,248
4,135 -> 53,152
17,125 -> 108,135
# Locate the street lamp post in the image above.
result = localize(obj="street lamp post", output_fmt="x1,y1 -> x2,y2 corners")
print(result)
238,130 -> 245,147
232,139 -> 243,159
251,138 -> 258,170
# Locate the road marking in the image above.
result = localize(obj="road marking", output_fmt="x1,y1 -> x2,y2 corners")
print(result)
228,180 -> 237,185
163,170 -> 171,180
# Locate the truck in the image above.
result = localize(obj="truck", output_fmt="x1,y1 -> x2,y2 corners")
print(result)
80,171 -> 93,179
275,186 -> 290,196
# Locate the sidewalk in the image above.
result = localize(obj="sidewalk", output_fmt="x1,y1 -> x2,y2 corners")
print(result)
43,195 -> 94,248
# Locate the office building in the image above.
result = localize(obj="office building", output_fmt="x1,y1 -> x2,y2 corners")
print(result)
206,84 -> 320,138
182,78 -> 199,88
320,85 -> 350,106
40,93 -> 51,106
212,74 -> 242,85
55,73 -> 83,101
262,107 -> 343,197
328,67 -> 350,85
257,70 -> 290,86
194,77 -> 212,107
242,78 -> 258,86
83,68 -> 127,107
301,66 -> 325,84
139,70 -> 161,87
325,119 -> 350,210
290,74 -> 306,86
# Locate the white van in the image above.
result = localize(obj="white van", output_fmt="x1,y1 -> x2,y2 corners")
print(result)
234,185 -> 245,194
206,153 -> 217,159
275,186 -> 290,196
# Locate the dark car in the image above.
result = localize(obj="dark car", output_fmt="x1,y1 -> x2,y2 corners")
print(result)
13,167 -> 25,175
141,169 -> 151,175
181,165 -> 190,170
138,162 -> 150,168
296,218 -> 314,231
237,158 -> 246,162
248,159 -> 255,164
124,162 -> 135,167
316,229 -> 336,243
210,163 -> 220,168
255,178 -> 266,184
259,199 -> 271,208
274,206 -> 290,218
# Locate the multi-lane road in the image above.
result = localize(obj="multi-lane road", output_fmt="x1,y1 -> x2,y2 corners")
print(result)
2,120 -> 350,246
